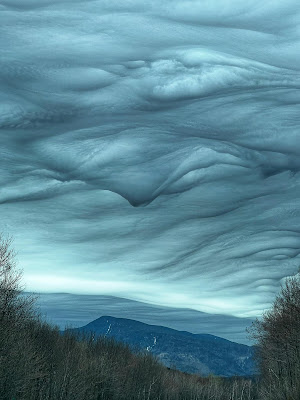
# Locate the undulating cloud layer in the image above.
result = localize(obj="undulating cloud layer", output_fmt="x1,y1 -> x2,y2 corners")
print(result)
35,293 -> 253,344
1,0 -> 300,334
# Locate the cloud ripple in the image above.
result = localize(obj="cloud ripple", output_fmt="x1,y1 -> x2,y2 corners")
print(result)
1,0 -> 300,322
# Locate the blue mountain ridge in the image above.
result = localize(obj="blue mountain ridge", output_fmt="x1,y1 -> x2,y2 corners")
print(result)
69,316 -> 256,377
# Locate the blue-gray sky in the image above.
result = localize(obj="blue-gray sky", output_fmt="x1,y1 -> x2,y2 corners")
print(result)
1,0 -> 300,342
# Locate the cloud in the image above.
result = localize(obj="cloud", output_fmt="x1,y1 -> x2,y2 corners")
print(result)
35,293 -> 254,344
1,0 -> 300,325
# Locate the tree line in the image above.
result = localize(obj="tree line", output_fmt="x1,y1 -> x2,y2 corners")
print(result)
0,235 -> 299,399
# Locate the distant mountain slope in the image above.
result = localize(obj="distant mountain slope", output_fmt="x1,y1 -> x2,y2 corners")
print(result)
70,316 -> 255,377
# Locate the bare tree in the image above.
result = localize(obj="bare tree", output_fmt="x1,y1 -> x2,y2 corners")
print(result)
0,234 -> 37,399
250,272 -> 300,400
0,234 -> 35,326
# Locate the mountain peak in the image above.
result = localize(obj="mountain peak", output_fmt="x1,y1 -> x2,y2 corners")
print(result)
70,316 -> 255,377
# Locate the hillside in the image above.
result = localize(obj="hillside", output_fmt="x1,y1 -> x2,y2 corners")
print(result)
70,316 -> 255,377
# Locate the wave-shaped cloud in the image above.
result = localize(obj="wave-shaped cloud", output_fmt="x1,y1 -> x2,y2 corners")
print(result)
1,0 -> 300,320
36,293 -> 254,344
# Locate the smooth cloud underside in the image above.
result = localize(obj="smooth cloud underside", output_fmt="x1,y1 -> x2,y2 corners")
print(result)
1,0 -> 300,319
36,293 -> 254,344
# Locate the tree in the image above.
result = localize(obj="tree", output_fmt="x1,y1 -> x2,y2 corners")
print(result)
0,234 -> 35,327
250,272 -> 300,400
0,234 -> 36,399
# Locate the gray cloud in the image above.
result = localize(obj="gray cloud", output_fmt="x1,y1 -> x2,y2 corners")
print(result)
35,293 -> 253,344
1,0 -> 300,324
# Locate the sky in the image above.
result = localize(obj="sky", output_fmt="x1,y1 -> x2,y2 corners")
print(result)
1,0 -> 300,343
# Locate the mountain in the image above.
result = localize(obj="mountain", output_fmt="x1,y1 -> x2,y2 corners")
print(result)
69,316 -> 255,377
